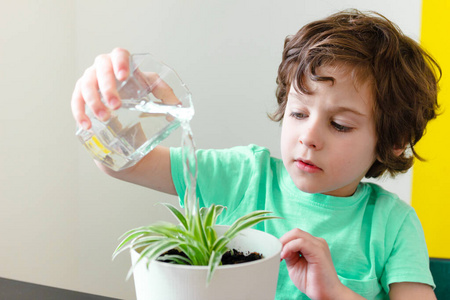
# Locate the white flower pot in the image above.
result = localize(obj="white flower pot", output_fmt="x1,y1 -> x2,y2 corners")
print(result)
130,225 -> 282,300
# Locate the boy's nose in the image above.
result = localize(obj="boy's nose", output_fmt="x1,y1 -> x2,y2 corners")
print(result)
299,139 -> 318,149
299,122 -> 323,150
299,138 -> 322,149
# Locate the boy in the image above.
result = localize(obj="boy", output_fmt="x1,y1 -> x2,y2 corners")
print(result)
72,9 -> 440,299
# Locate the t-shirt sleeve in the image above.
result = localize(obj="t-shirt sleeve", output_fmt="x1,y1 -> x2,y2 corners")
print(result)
170,146 -> 187,204
170,145 -> 263,217
381,209 -> 435,292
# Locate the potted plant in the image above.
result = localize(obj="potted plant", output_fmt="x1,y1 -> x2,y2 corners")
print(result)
113,195 -> 282,300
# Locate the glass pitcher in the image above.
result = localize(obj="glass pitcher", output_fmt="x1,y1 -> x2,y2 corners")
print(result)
76,53 -> 194,171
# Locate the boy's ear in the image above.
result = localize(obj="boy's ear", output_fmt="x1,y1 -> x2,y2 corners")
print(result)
376,146 -> 406,162
393,146 -> 405,157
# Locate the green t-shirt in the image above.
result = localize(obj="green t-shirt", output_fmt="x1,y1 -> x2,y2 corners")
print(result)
170,145 -> 434,299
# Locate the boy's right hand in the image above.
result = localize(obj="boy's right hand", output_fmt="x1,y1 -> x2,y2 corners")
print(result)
71,48 -> 131,130
71,48 -> 177,196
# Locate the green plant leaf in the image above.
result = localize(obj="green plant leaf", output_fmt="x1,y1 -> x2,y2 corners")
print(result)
126,239 -> 183,280
203,204 -> 226,229
157,254 -> 192,265
112,232 -> 146,259
225,216 -> 280,240
140,222 -> 197,241
225,210 -> 281,240
205,226 -> 218,247
178,243 -> 209,265
192,209 -> 209,248
160,203 -> 188,229
206,248 -> 228,285
116,225 -> 156,241
211,235 -> 231,254
113,235 -> 165,260
128,236 -> 167,252
140,240 -> 181,265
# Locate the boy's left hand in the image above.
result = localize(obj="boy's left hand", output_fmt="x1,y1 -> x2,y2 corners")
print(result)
280,228 -> 363,299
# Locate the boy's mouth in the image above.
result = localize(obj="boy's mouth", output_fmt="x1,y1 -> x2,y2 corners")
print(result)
295,159 -> 322,172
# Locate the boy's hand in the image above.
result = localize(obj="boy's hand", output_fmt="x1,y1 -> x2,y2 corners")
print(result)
70,48 -> 179,196
280,228 -> 364,299
71,48 -> 131,130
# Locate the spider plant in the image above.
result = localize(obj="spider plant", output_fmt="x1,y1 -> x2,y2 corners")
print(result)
112,194 -> 280,284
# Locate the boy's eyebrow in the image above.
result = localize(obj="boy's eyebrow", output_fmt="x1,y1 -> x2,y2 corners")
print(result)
289,92 -> 368,117
330,106 -> 367,117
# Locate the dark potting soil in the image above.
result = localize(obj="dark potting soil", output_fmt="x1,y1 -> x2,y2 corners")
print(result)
221,249 -> 263,265
159,249 -> 263,265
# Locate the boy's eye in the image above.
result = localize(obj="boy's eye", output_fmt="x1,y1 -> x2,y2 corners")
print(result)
331,121 -> 352,132
290,112 -> 307,119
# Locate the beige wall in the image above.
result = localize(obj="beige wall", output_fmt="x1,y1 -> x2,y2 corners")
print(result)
0,0 -> 79,289
0,1 -> 421,299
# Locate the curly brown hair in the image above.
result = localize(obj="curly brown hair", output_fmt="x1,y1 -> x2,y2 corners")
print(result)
271,9 -> 441,178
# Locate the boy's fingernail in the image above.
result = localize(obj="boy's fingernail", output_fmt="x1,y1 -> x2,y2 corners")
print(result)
118,70 -> 128,80
98,110 -> 108,120
109,97 -> 120,109
81,121 -> 90,130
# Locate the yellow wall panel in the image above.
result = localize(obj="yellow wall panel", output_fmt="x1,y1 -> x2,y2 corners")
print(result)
412,0 -> 450,258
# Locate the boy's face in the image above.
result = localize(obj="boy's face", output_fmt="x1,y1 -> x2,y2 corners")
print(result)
281,65 -> 377,197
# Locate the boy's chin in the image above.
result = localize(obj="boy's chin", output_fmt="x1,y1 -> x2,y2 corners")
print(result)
296,183 -> 358,197
293,181 -> 354,197
293,181 -> 324,195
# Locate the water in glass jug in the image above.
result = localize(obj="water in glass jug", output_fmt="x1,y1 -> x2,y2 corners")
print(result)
76,53 -> 194,171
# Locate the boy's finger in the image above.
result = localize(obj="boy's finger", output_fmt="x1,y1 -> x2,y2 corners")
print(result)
110,48 -> 131,81
144,72 -> 181,105
95,54 -> 120,109
280,236 -> 315,259
80,66 -> 110,121
280,228 -> 311,245
71,79 -> 91,130
280,228 -> 330,261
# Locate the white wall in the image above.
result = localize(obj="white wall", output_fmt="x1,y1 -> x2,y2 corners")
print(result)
0,0 -> 79,289
0,0 -> 421,299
